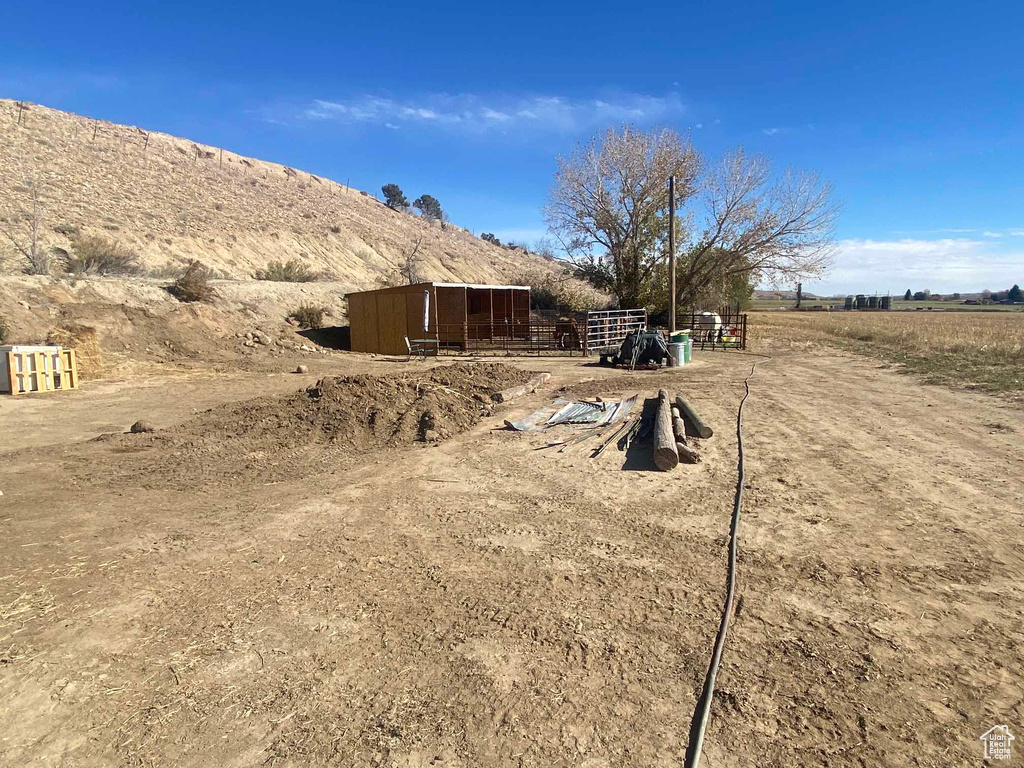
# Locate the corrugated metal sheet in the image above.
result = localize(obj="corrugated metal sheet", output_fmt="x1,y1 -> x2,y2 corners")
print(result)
509,395 -> 639,431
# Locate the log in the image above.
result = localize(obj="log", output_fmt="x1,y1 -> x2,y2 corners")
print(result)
654,389 -> 679,471
491,372 -> 551,404
676,441 -> 701,464
675,395 -> 713,438
673,415 -> 688,443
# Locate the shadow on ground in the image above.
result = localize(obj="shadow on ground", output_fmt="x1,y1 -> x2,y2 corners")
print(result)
299,326 -> 350,350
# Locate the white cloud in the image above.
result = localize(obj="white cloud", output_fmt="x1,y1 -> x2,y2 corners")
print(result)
762,127 -> 780,136
805,238 -> 1024,294
1009,229 -> 1024,237
983,231 -> 1003,238
290,91 -> 687,134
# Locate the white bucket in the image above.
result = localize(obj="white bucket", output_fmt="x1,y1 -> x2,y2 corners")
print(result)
668,342 -> 686,367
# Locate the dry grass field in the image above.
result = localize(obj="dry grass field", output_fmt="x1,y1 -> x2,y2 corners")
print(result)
751,311 -> 1024,397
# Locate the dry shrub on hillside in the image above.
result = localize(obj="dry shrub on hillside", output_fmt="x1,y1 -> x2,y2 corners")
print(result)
290,304 -> 326,329
0,314 -> 10,344
254,258 -> 319,282
47,324 -> 104,379
53,223 -> 80,237
64,234 -> 141,275
512,266 -> 609,313
147,261 -> 188,279
168,260 -> 217,303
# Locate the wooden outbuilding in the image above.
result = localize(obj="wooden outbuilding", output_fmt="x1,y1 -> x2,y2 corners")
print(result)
346,282 -> 532,355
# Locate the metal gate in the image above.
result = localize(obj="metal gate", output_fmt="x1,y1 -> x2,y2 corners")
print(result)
681,309 -> 748,350
584,309 -> 648,355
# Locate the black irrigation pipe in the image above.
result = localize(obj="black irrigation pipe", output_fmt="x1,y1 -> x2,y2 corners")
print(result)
683,352 -> 772,768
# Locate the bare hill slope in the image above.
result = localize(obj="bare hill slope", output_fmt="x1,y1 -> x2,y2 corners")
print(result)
0,99 -> 550,286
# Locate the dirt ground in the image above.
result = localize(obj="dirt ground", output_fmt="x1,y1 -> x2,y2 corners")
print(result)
2,346 -> 1022,767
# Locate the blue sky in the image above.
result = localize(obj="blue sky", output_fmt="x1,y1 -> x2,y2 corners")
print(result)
2,0 -> 1022,294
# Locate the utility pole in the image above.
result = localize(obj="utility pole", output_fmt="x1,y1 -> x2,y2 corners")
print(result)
668,174 -> 676,332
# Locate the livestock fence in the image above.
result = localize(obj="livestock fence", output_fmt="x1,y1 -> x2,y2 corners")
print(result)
680,309 -> 748,350
424,319 -> 585,355
584,309 -> 649,355
406,308 -> 745,356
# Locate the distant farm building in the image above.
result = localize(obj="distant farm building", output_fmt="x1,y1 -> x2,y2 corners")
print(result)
346,282 -> 532,355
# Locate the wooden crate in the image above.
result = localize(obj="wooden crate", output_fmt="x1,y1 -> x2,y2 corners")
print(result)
1,346 -> 79,395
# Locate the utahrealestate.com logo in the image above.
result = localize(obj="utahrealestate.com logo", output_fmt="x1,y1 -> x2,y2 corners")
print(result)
981,726 -> 1014,760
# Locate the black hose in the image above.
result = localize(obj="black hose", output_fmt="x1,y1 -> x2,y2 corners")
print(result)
683,354 -> 770,768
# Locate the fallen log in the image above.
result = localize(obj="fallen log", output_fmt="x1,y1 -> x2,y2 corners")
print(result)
491,372 -> 551,404
673,415 -> 688,444
654,389 -> 679,471
675,395 -> 713,439
672,403 -> 699,462
676,440 -> 701,464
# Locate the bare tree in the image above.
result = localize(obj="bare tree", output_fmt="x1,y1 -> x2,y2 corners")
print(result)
377,235 -> 424,287
0,181 -> 54,274
545,126 -> 699,308
545,126 -> 839,311
677,150 -> 839,308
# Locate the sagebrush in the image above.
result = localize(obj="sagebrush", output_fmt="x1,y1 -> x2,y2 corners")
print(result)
290,304 -> 326,329
64,234 -> 140,275
169,260 -> 217,302
254,259 -> 319,282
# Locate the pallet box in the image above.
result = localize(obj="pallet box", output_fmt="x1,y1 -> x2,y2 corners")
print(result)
1,345 -> 79,395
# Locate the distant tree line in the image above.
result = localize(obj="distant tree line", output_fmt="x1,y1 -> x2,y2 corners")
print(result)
902,285 -> 1021,303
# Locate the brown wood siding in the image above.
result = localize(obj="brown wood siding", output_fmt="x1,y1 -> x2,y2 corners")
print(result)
348,292 -> 378,353
492,288 -> 513,320
349,283 -> 441,354
404,288 -> 430,340
435,286 -> 467,346
348,283 -> 526,354
513,289 -> 530,318
376,292 -> 408,355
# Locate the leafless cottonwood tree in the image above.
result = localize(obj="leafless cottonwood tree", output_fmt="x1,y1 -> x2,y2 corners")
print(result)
677,149 -> 839,308
378,235 -> 425,287
545,127 -> 699,309
0,181 -> 54,275
546,126 -> 839,310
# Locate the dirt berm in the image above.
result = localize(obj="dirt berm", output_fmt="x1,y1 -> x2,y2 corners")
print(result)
78,363 -> 532,489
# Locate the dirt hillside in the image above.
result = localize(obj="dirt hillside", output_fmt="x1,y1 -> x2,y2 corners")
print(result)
0,99 -> 553,285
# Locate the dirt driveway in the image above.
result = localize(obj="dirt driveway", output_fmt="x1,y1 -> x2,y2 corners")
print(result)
1,349 -> 1021,767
